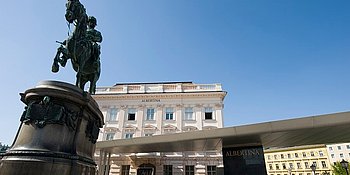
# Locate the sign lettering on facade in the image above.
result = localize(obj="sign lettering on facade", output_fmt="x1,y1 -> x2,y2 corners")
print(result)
222,146 -> 267,175
225,149 -> 262,157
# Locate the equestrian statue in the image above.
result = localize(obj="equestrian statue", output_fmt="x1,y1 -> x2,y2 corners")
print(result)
52,0 -> 102,94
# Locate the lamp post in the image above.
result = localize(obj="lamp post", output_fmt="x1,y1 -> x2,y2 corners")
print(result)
288,167 -> 292,175
340,159 -> 349,175
310,163 -> 316,175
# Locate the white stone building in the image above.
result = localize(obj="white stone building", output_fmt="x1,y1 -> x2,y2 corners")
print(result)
93,82 -> 227,175
326,143 -> 350,165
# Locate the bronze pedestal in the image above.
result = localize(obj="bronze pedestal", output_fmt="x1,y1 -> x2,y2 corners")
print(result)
0,81 -> 104,175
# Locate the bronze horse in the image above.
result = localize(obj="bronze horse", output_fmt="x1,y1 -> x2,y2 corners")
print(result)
52,0 -> 100,94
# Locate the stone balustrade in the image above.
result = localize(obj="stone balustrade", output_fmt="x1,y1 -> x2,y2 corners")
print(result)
95,82 -> 222,94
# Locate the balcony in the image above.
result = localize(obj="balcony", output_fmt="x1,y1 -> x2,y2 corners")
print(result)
95,82 -> 223,94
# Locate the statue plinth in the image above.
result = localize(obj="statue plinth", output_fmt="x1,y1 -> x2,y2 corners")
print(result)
0,81 -> 104,175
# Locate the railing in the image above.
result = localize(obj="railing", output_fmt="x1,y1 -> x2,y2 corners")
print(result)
95,83 -> 222,94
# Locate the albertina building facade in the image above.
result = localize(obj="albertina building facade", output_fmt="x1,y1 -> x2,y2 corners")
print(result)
93,82 -> 227,175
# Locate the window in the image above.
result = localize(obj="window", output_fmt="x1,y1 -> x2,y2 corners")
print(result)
128,108 -> 136,120
107,108 -> 118,121
281,154 -> 284,159
340,153 -> 344,158
319,151 -> 324,157
295,153 -> 299,158
312,162 -> 317,168
165,107 -> 174,120
331,154 -> 335,158
204,107 -> 213,120
321,161 -> 327,168
146,108 -> 155,120
338,146 -> 342,150
297,162 -> 301,169
310,151 -> 314,157
329,147 -> 333,151
185,165 -> 195,175
269,164 -> 273,170
305,162 -> 309,169
184,107 -> 194,120
267,155 -> 271,160
207,165 -> 216,175
347,145 -> 350,149
289,163 -> 293,169
287,153 -> 291,159
121,165 -> 130,175
282,163 -> 286,169
302,152 -> 306,158
105,133 -> 115,140
274,155 -> 278,160
144,133 -> 153,137
164,165 -> 172,175
276,164 -> 280,170
125,133 -> 133,139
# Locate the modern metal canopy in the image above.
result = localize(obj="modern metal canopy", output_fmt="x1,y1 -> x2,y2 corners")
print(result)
96,111 -> 350,154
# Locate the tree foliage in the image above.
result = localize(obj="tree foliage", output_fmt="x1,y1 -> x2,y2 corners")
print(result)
332,161 -> 349,175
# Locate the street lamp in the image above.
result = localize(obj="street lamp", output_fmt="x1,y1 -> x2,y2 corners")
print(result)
340,159 -> 349,175
310,163 -> 316,175
288,167 -> 292,175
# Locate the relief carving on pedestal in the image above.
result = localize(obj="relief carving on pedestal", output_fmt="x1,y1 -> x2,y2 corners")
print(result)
20,96 -> 78,130
85,119 -> 100,144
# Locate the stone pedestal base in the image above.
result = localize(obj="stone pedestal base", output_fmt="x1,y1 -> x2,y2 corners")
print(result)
0,81 -> 104,175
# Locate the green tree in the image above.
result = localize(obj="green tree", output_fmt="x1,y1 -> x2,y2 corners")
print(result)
332,161 -> 349,175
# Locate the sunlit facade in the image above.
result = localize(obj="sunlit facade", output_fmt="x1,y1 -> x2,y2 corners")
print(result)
93,82 -> 227,175
264,145 -> 332,175
326,143 -> 350,165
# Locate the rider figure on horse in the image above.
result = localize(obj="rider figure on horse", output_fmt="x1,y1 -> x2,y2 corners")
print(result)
86,16 -> 102,67
52,16 -> 102,71
51,0 -> 103,94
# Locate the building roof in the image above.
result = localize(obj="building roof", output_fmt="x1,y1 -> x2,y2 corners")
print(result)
94,82 -> 225,95
114,81 -> 194,86
264,144 -> 327,153
96,111 -> 350,154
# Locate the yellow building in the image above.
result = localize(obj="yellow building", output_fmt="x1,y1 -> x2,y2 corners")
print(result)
264,145 -> 332,175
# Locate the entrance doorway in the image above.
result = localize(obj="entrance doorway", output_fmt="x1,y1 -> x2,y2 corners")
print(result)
137,163 -> 155,175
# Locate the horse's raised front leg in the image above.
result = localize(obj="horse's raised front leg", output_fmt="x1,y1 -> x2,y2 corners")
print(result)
51,49 -> 61,73
58,45 -> 69,67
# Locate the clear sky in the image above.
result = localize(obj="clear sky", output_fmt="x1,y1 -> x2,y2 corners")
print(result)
0,0 -> 349,145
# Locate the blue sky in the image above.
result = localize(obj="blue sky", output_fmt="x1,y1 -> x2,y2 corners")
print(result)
0,0 -> 349,145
